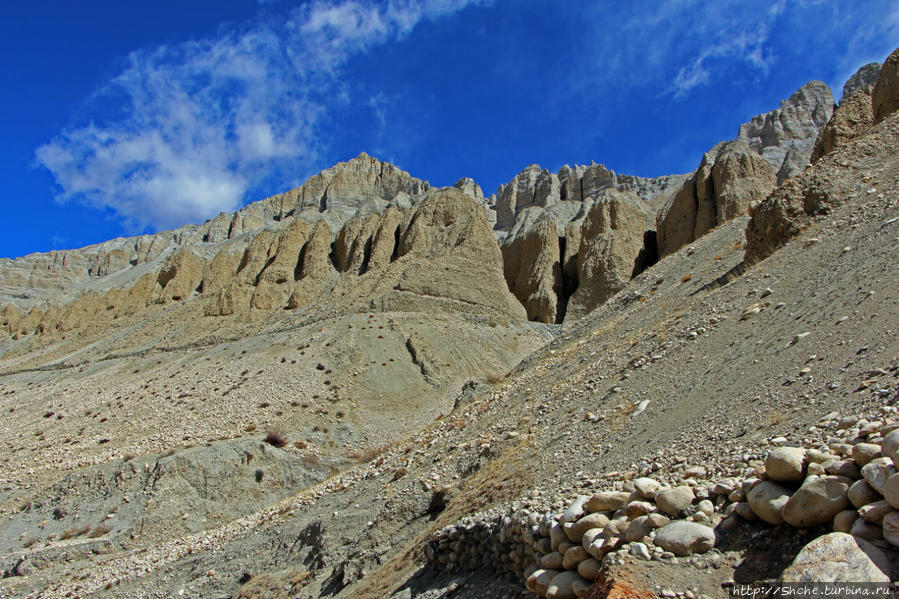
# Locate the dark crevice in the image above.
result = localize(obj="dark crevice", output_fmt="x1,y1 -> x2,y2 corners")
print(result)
555,236 -> 579,324
358,237 -> 373,275
294,241 -> 308,281
253,256 -> 278,286
389,225 -> 402,262
632,230 -> 659,278
327,242 -> 340,272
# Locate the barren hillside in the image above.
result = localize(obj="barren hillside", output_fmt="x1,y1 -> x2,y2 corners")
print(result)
0,47 -> 897,599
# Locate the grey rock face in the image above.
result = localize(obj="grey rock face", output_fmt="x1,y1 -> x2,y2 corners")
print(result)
0,152 -> 431,310
842,62 -> 881,101
737,80 -> 835,182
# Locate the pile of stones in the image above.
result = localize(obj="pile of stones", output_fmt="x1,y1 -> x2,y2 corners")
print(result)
738,423 -> 899,546
425,416 -> 899,598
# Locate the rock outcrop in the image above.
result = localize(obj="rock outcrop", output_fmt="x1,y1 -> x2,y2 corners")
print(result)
843,63 -> 881,100
745,93 -> 899,266
0,153 -> 430,310
656,141 -> 775,257
492,162 -> 681,323
737,80 -> 835,183
356,188 -> 526,318
810,86 -> 874,162
781,533 -> 891,583
501,216 -> 566,323
565,192 -> 653,321
873,47 -> 899,123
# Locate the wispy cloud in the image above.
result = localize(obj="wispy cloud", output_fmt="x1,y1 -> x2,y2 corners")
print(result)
569,0 -> 895,102
36,0 -> 488,233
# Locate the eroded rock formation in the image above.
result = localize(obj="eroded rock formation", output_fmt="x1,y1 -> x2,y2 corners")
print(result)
657,141 -> 776,258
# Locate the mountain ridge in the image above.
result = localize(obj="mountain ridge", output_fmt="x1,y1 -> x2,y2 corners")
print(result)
0,48 -> 897,599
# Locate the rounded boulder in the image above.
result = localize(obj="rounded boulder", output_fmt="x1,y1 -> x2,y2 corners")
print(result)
765,447 -> 807,482
747,481 -> 792,525
653,520 -> 716,556
782,475 -> 851,527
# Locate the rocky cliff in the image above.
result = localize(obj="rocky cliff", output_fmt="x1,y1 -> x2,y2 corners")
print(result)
0,69 -> 859,339
746,48 -> 899,265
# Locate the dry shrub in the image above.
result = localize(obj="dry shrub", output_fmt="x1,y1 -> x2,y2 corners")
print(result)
88,524 -> 111,538
680,273 -> 693,283
264,428 -> 288,448
60,524 -> 91,540
348,443 -> 391,463
485,371 -> 508,384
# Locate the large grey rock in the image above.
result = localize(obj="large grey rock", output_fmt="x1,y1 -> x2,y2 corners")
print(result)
848,479 -> 883,509
862,457 -> 897,493
654,521 -> 716,556
564,512 -> 609,543
577,557 -> 602,581
782,476 -> 851,527
747,481 -> 792,525
780,533 -> 890,583
585,491 -> 631,512
859,499 -> 896,523
851,518 -> 884,542
832,509 -> 858,533
882,473 -> 899,509
765,447 -> 807,482
633,477 -> 661,499
560,495 -> 590,523
562,546 -> 589,571
655,486 -> 695,516
527,568 -> 560,597
546,570 -> 589,599
541,551 -> 564,570
624,515 -> 653,543
882,429 -> 899,463
550,522 -> 567,551
853,443 -> 882,467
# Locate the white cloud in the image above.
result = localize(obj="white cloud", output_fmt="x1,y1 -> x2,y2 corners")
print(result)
566,0 -> 800,102
36,0 -> 488,233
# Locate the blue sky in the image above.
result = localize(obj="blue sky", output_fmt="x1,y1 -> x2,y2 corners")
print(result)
1,0 -> 896,258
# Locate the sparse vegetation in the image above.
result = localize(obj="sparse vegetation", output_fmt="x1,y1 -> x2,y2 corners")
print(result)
485,371 -> 509,384
680,273 -> 693,283
263,428 -> 288,448
348,443 -> 392,463
60,525 -> 91,540
88,524 -> 111,538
